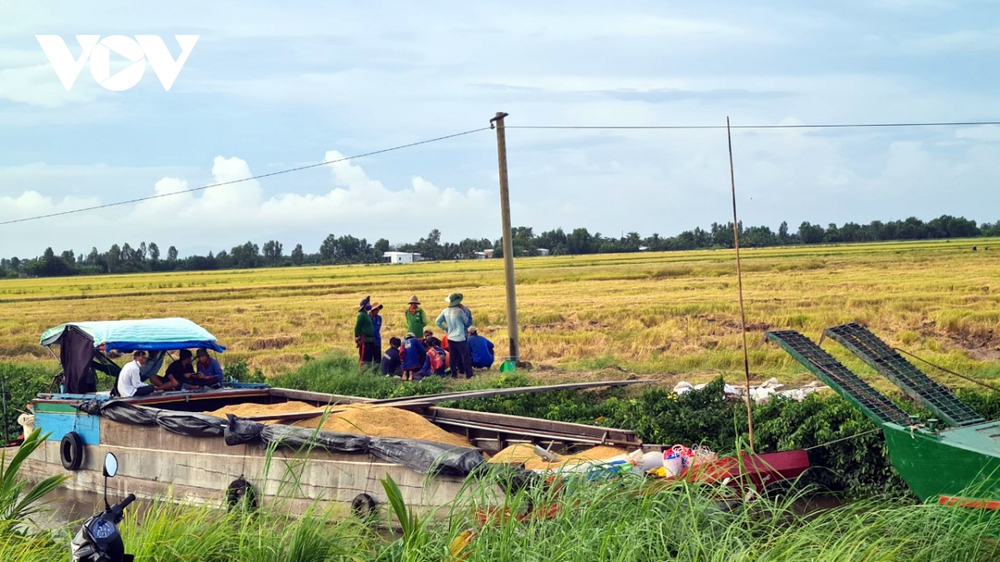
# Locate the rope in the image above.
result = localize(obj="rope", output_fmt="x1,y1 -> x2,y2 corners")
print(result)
803,428 -> 881,451
893,347 -> 1000,393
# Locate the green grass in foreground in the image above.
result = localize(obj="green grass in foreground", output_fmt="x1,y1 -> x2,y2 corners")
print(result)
6,470 -> 1000,561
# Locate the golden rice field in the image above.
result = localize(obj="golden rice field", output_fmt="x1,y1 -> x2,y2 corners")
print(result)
1,238 -> 999,386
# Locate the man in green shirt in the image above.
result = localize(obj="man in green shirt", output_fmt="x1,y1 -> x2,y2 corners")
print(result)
355,296 -> 377,368
405,295 -> 428,337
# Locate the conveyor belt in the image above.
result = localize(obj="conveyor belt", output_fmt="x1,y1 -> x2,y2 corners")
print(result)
767,330 -> 910,427
824,323 -> 983,427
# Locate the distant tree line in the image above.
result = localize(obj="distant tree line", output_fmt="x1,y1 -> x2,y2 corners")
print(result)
2,214 -> 998,278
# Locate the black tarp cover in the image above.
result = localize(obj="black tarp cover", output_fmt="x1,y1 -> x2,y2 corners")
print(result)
76,400 -> 485,476
77,400 -> 225,438
60,326 -> 97,394
224,415 -> 485,476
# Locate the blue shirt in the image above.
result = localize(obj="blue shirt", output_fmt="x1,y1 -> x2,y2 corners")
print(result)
197,358 -> 224,385
468,335 -> 495,368
436,305 -> 472,342
371,315 -> 383,347
401,337 -> 426,370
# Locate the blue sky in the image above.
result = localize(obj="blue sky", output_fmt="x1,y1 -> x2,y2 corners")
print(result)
1,1 -> 999,257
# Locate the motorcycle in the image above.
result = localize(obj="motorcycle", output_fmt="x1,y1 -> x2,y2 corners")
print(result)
71,452 -> 135,562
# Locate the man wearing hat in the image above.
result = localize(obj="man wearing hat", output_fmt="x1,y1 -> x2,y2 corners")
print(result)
405,295 -> 428,338
436,293 -> 474,378
355,296 -> 377,368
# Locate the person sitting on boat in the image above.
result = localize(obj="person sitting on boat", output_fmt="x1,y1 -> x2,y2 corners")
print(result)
380,337 -> 402,377
139,350 -> 166,381
400,332 -> 426,382
189,348 -> 224,388
467,327 -> 495,370
152,349 -> 194,391
421,336 -> 449,378
116,350 -> 156,397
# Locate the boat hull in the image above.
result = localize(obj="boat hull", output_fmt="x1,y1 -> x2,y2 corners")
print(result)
13,414 -> 486,517
883,422 -> 1000,505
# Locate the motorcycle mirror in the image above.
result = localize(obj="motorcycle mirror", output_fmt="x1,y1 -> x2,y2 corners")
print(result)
103,452 -> 118,478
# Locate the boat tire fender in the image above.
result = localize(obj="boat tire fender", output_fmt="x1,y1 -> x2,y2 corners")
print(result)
226,477 -> 258,511
351,493 -> 377,518
60,431 -> 84,471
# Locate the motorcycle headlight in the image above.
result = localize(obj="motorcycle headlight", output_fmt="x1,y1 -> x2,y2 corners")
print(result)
89,518 -> 116,540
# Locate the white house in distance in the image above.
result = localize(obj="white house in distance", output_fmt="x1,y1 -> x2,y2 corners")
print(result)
383,251 -> 421,264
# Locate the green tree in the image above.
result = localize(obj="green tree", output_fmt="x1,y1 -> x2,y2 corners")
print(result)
291,244 -> 304,266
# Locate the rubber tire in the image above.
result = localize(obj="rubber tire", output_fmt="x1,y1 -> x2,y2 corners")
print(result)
351,493 -> 377,519
226,477 -> 258,512
59,431 -> 84,471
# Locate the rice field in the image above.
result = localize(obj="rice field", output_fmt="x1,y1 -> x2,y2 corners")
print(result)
1,238 -> 999,385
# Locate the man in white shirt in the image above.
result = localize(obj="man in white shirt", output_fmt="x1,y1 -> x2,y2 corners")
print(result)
117,350 -> 156,397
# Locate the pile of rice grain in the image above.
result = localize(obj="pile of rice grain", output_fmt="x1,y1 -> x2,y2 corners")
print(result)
488,444 -> 628,470
292,404 -> 473,448
206,401 -> 329,423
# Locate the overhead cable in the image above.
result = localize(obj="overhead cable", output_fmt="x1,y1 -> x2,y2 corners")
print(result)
508,120 -> 1000,130
0,126 -> 491,226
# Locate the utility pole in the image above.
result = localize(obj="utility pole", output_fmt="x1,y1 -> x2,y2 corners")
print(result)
491,111 -> 519,361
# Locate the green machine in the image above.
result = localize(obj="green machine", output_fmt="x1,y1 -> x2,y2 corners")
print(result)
768,323 -> 1000,508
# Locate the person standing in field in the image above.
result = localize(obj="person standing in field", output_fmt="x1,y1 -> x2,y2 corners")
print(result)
370,302 -> 384,359
355,296 -> 377,369
405,296 -> 428,337
436,293 -> 473,378
467,327 -> 496,370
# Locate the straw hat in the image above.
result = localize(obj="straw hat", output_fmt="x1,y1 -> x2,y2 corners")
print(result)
445,293 -> 463,306
408,295 -> 421,305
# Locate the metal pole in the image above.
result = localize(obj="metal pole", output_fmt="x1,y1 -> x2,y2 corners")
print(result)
727,116 -> 755,453
491,111 -> 519,361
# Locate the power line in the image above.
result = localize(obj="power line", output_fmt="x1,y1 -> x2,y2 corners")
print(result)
509,120 -> 1000,130
0,126 -> 492,227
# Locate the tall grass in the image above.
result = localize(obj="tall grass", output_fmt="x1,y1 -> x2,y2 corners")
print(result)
2,454 -> 999,560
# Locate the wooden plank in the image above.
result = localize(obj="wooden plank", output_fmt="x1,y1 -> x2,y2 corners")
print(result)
243,410 -> 329,422
269,388 -> 375,405
431,417 -> 639,447
374,380 -> 651,408
427,406 -> 637,442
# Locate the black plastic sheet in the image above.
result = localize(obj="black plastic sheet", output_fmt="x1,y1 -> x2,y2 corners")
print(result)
222,414 -> 484,475
80,401 -> 486,476
76,400 -> 224,437
369,436 -> 486,476
261,424 -> 370,453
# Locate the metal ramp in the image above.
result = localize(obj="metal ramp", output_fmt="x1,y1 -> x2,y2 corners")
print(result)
766,330 -> 910,427
824,323 -> 984,427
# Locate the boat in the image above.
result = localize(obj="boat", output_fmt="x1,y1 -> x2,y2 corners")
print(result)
8,317 -> 809,517
767,322 -> 1000,508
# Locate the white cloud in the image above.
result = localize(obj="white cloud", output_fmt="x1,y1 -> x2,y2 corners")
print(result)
0,152 -> 498,256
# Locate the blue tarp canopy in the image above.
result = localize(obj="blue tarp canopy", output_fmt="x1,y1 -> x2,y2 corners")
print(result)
40,318 -> 226,353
